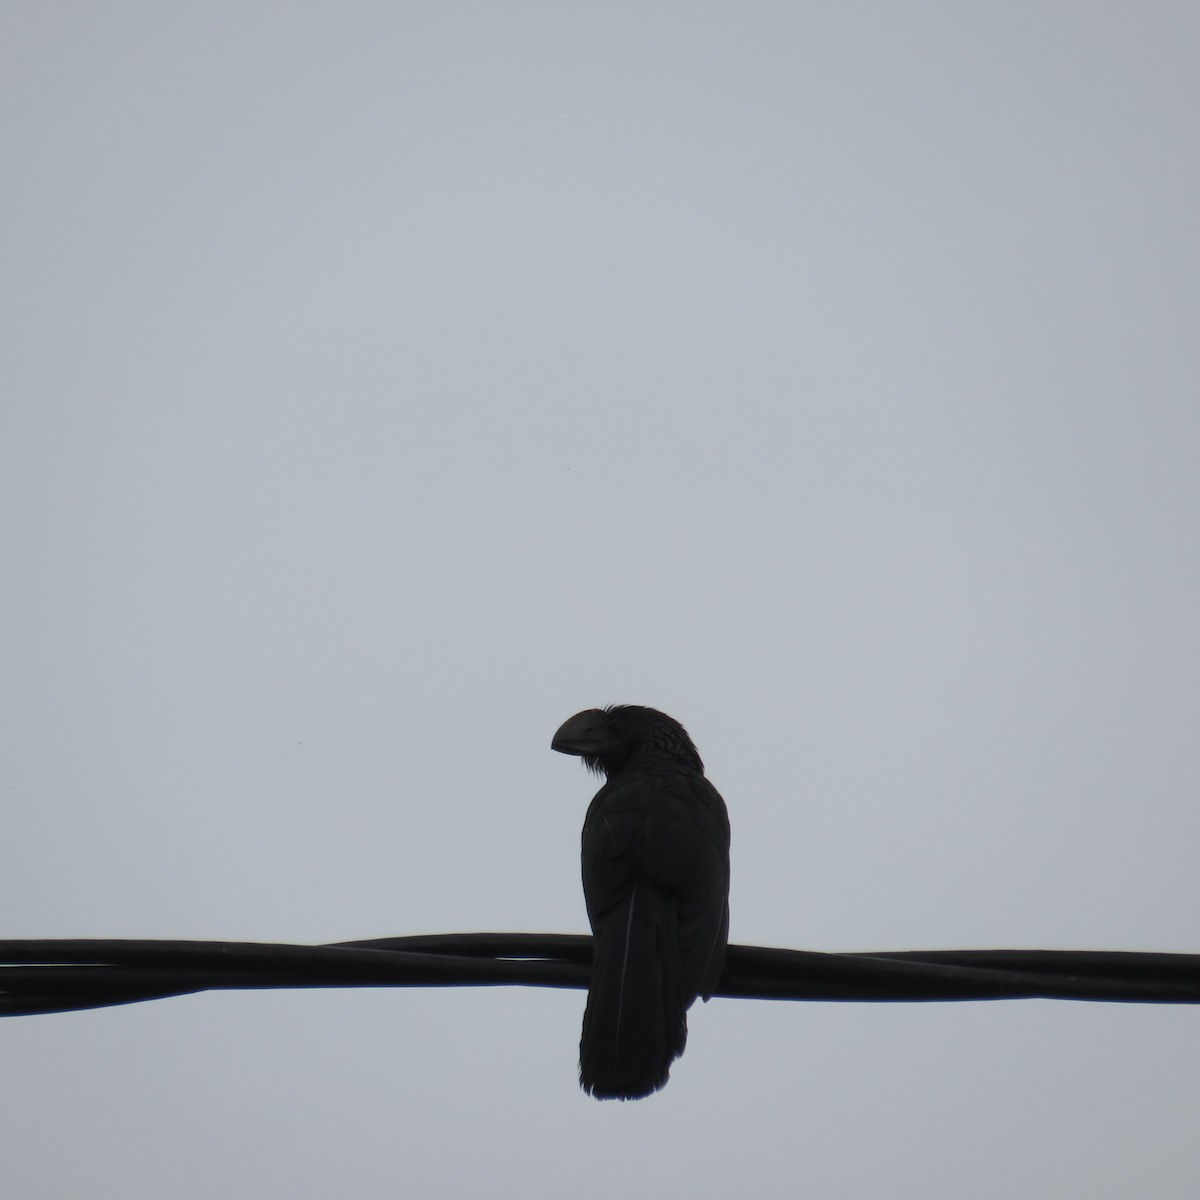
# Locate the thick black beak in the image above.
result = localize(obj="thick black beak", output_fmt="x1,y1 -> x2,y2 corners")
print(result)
551,709 -> 606,757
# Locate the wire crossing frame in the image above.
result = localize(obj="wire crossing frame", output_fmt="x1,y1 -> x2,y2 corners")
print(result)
4,934 -> 1200,1017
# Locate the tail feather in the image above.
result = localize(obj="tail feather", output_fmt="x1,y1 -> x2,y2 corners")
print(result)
580,886 -> 686,1100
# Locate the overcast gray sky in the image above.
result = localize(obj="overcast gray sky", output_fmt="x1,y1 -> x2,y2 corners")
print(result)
4,4 -> 1199,1196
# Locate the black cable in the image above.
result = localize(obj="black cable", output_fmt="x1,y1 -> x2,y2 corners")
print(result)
3,934 -> 1200,1017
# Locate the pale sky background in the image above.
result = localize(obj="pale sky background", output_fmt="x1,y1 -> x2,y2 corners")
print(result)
3,5 -> 1199,1197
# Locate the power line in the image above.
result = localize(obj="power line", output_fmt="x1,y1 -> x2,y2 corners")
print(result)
3,933 -> 1200,1017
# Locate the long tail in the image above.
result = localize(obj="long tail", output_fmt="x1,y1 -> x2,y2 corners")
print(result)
580,886 -> 686,1100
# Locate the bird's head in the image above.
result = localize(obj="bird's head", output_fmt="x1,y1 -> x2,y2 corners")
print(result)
551,705 -> 703,777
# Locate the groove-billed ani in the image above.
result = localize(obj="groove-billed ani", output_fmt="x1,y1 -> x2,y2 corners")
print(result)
551,705 -> 731,1100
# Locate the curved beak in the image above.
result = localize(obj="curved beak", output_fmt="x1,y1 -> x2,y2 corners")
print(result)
551,709 -> 606,757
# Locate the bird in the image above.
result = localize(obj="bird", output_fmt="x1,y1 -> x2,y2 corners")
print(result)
551,705 -> 731,1100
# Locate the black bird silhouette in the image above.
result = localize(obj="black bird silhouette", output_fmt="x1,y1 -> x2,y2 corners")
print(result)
552,705 -> 731,1099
